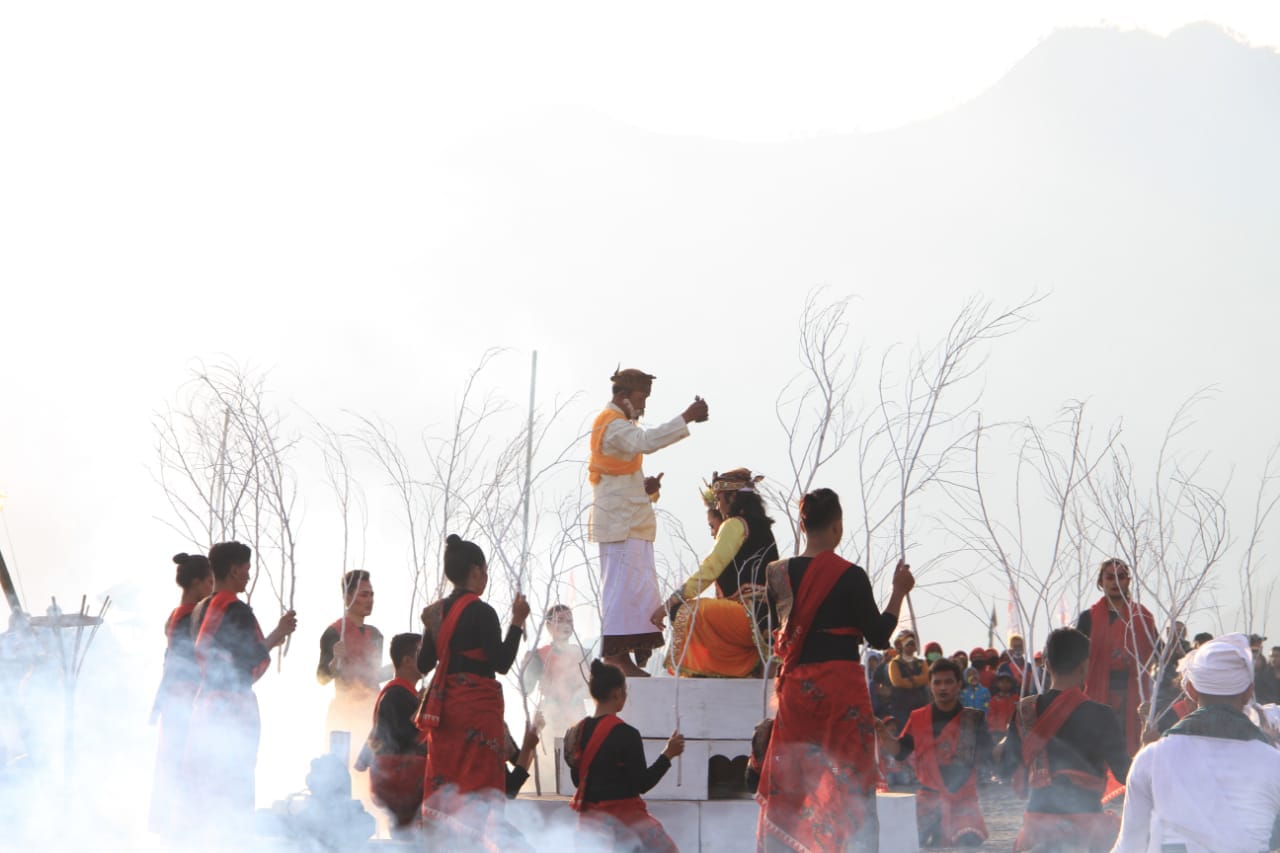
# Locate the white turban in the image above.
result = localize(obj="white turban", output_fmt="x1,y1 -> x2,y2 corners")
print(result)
1178,632 -> 1254,697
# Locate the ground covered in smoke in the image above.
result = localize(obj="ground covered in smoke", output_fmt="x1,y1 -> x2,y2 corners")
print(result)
902,780 -> 1125,852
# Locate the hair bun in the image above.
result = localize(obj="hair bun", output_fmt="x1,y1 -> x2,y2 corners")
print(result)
445,533 -> 462,548
172,552 -> 189,565
590,658 -> 608,678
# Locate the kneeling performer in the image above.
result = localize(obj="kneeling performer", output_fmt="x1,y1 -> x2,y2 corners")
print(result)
364,632 -> 427,835
879,657 -> 993,847
565,659 -> 684,852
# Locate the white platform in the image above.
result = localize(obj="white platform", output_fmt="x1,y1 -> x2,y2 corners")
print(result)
519,794 -> 919,852
621,677 -> 774,739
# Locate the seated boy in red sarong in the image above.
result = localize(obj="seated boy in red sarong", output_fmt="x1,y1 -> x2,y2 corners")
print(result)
360,632 -> 426,835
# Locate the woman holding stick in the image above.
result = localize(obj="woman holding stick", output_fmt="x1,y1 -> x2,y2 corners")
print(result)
416,534 -> 529,847
758,488 -> 914,852
565,659 -> 684,852
148,552 -> 213,836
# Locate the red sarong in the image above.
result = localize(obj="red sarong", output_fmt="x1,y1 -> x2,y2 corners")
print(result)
373,754 -> 427,827
417,593 -> 511,843
579,797 -> 677,853
1083,597 -> 1156,756
571,714 -> 676,852
757,551 -> 878,853
908,705 -> 989,846
1014,811 -> 1119,852
369,678 -> 426,827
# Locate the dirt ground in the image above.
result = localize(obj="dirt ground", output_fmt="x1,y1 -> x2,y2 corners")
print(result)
890,779 -> 1124,852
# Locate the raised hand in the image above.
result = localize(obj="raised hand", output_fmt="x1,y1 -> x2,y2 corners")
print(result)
682,396 -> 709,424
892,560 -> 915,596
512,593 -> 531,628
663,731 -> 686,759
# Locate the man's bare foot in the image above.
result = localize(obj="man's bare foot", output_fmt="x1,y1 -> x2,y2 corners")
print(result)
603,653 -> 651,678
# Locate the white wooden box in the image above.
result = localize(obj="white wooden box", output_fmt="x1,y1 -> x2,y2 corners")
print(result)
622,677 -> 774,740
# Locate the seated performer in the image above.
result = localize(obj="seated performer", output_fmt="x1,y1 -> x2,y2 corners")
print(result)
318,571 -> 388,759
660,469 -> 779,677
998,627 -> 1130,853
364,632 -> 426,836
417,534 -> 528,848
187,541 -> 297,841
149,552 -> 214,836
757,487 -> 913,852
879,658 -> 993,847
1076,557 -> 1157,757
565,659 -> 684,852
589,367 -> 708,677
1114,633 -> 1280,853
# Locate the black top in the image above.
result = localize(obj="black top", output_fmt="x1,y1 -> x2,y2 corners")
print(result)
567,716 -> 672,802
783,557 -> 898,663
896,704 -> 994,792
1075,609 -> 1131,693
190,597 -> 270,693
369,682 -> 426,757
998,689 -> 1131,814
418,591 -> 521,680
317,622 -> 385,691
719,519 -> 780,631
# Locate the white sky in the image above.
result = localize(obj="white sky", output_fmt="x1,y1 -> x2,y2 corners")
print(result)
1,2 -> 1278,827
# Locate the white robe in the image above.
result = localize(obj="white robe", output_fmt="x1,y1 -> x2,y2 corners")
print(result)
587,403 -> 690,640
587,404 -> 690,544
1113,731 -> 1280,853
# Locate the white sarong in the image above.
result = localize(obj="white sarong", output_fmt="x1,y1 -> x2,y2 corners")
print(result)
600,538 -> 662,640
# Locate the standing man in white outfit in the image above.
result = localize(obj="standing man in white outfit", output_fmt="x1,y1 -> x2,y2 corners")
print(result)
588,368 -> 708,677
1113,632 -> 1280,853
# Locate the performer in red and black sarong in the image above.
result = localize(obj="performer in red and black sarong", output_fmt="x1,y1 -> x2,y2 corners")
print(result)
757,487 -> 913,852
417,534 -> 528,849
148,552 -> 213,836
997,627 -> 1131,852
363,632 -> 426,836
318,571 -> 388,760
880,658 -> 992,847
186,541 -> 297,841
565,659 -> 684,851
1076,557 -> 1157,757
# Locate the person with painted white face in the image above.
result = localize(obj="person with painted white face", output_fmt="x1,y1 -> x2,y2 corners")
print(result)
1114,633 -> 1280,853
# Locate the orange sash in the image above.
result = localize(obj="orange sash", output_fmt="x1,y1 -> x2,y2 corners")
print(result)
909,705 -> 989,844
570,713 -> 624,811
588,408 -> 643,484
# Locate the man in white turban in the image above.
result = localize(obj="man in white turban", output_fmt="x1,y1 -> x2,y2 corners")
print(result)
1114,633 -> 1280,852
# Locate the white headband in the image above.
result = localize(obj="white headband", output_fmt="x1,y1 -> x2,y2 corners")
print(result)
1179,632 -> 1254,697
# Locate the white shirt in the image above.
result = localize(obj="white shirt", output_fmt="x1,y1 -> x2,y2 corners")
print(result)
587,404 -> 690,544
1114,730 -> 1280,853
